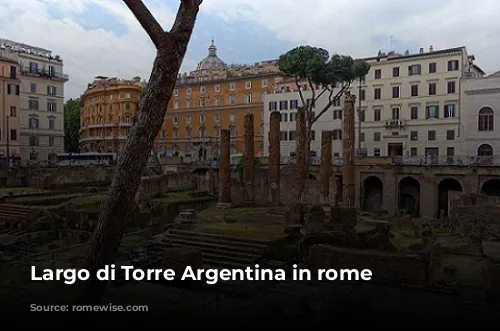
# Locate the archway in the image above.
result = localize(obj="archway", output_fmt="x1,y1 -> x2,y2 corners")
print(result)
437,178 -> 462,218
478,144 -> 493,156
308,174 -> 317,180
481,179 -> 500,196
398,177 -> 420,216
363,176 -> 383,212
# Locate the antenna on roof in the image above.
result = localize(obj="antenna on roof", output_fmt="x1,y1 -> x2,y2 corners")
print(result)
389,35 -> 395,52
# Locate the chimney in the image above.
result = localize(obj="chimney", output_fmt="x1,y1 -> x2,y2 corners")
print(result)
429,45 -> 434,52
419,47 -> 424,54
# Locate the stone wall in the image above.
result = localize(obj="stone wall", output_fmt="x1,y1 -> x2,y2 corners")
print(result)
32,165 -> 116,188
449,193 -> 500,236
307,244 -> 430,284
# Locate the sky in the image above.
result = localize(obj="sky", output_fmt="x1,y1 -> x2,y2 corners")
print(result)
0,0 -> 499,99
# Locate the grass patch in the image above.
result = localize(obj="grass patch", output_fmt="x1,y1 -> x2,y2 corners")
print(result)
194,222 -> 285,241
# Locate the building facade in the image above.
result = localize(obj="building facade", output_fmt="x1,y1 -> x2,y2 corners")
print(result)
79,77 -> 143,153
463,74 -> 500,163
159,41 -> 281,160
263,46 -> 484,164
0,38 -> 68,161
0,57 -> 21,158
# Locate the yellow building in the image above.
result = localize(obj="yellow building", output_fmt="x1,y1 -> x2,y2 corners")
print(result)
157,40 -> 281,160
79,76 -> 142,152
0,56 -> 21,158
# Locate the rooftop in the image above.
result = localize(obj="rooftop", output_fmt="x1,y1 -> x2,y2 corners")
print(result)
0,38 -> 63,62
85,76 -> 144,92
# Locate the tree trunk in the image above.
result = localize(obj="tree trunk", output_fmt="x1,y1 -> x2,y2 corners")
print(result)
74,0 -> 202,305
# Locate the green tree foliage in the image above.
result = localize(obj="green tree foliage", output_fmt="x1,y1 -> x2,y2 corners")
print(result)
278,45 -> 370,128
64,98 -> 81,153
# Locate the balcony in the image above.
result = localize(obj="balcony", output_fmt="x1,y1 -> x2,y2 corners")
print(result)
385,119 -> 405,128
20,66 -> 69,82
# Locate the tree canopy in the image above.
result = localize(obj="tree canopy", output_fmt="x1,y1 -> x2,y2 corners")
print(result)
64,98 -> 81,153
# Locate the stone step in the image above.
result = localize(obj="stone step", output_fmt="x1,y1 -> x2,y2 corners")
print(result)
149,242 -> 261,261
169,229 -> 270,246
159,237 -> 266,255
202,252 -> 258,265
165,233 -> 268,251
202,257 -> 250,269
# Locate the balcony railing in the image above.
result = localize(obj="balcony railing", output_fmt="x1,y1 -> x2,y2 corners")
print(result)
20,66 -> 69,81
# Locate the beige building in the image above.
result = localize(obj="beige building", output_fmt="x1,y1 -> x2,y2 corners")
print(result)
263,46 -> 484,165
0,56 -> 21,159
0,38 -> 68,161
463,73 -> 500,164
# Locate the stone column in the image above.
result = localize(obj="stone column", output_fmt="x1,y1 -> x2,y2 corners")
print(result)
268,111 -> 281,205
243,113 -> 255,205
342,92 -> 356,207
320,130 -> 333,205
296,106 -> 307,202
217,129 -> 232,208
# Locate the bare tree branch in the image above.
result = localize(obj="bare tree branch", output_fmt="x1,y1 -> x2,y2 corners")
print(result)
123,0 -> 165,48
311,82 -> 351,125
295,77 -> 306,107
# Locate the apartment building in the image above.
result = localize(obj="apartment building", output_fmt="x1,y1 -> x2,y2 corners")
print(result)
263,46 -> 484,163
0,38 -> 68,160
163,40 -> 281,160
0,57 -> 21,159
463,73 -> 500,163
79,76 -> 143,153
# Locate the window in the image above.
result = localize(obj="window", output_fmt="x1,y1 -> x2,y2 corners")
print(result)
333,109 -> 342,120
359,89 -> 365,101
173,128 -> 178,138
428,83 -> 437,95
410,148 -> 417,156
29,62 -> 38,73
29,118 -> 39,129
173,116 -> 179,124
229,95 -> 236,105
280,113 -> 288,122
29,136 -> 39,146
374,69 -> 381,79
173,100 -> 179,109
214,126 -> 220,137
49,137 -> 54,147
10,65 -> 16,79
478,107 -> 494,131
427,130 -> 436,141
186,99 -> 191,108
200,115 -> 205,123
447,147 -> 455,156
261,79 -> 268,88
374,132 -> 381,142
245,81 -> 251,89
229,113 -> 235,122
333,98 -> 341,107
47,86 -> 57,96
47,102 -> 56,112
161,129 -> 167,139
359,109 -> 365,122
448,60 -> 459,71
392,67 -> 400,77
29,99 -> 39,110
410,106 -> 419,119
125,115 -> 131,123
31,83 -> 36,93
186,115 -> 191,124
374,88 -> 381,100
290,112 -> 296,121
173,89 -> 178,96
447,81 -> 456,94
410,131 -> 418,141
10,106 -> 16,117
49,119 -> 55,130
8,84 -> 19,95
280,131 -> 288,141
429,62 -> 437,73
290,100 -> 298,109
288,131 -> 296,141
245,94 -> 252,104
478,144 -> 493,156
444,104 -> 455,118
408,64 -> 421,76
374,108 -> 381,121
426,105 -> 439,119
374,148 -> 381,156
391,107 -> 400,120
311,130 -> 316,141
214,96 -> 220,105
411,84 -> 418,97
279,100 -> 288,110
230,82 -> 236,90
446,130 -> 455,140
214,84 -> 220,92
214,113 -> 220,122
186,87 -> 192,95
10,129 -> 17,141
332,129 -> 342,140
360,132 -> 365,142
392,86 -> 400,98
200,86 -> 206,94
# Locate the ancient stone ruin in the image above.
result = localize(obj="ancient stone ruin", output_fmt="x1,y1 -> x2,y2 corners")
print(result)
268,111 -> 281,205
217,128 -> 232,209
243,113 -> 255,205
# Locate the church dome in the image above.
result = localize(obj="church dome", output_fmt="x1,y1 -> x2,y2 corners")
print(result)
196,40 -> 227,71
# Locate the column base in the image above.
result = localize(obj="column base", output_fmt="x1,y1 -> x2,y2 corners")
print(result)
216,202 -> 233,209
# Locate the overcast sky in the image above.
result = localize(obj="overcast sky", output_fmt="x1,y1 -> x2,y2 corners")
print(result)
0,0 -> 498,99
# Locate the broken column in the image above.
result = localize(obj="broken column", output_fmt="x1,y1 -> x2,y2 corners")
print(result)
268,111 -> 281,205
320,130 -> 333,205
217,129 -> 232,209
296,106 -> 307,202
243,113 -> 255,205
342,92 -> 356,206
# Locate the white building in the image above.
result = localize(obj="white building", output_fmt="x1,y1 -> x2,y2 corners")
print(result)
0,38 -> 68,161
463,73 -> 500,164
263,46 -> 484,164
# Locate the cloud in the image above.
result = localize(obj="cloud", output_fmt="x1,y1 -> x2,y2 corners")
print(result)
202,0 -> 500,74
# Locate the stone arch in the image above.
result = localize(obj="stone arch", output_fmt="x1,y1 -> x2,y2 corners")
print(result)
477,143 -> 493,156
481,179 -> 500,196
478,107 -> 494,131
398,176 -> 420,216
437,178 -> 463,218
363,176 -> 383,212
308,174 -> 317,180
